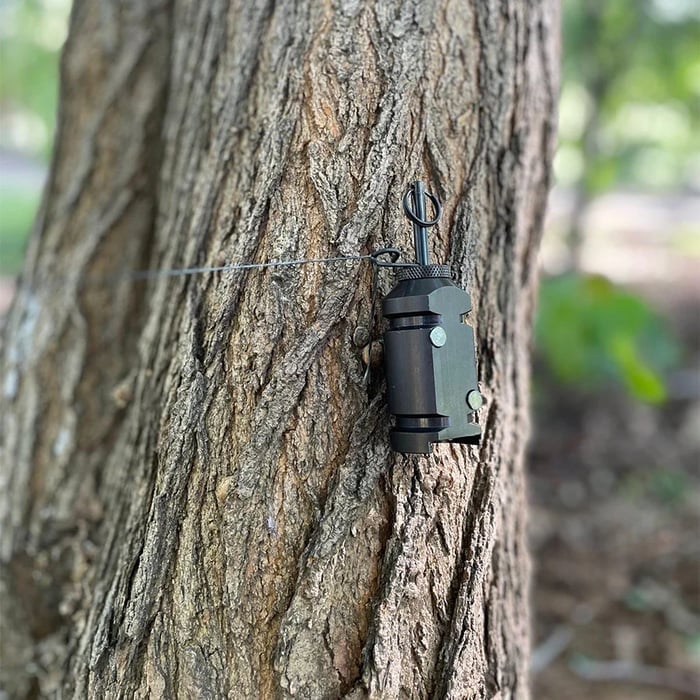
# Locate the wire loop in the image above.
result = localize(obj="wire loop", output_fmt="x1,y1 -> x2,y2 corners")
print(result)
369,247 -> 415,268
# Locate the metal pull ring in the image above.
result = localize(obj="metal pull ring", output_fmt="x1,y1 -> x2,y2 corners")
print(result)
402,188 -> 442,227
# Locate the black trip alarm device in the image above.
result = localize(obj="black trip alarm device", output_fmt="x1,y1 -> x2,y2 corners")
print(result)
382,181 -> 483,454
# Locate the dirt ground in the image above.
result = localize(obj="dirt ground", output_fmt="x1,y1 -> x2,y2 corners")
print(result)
531,191 -> 700,699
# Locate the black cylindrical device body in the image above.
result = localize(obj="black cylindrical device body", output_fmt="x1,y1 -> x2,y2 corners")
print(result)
382,264 -> 482,454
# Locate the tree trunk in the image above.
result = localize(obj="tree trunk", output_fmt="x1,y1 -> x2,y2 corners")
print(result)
0,1 -> 558,698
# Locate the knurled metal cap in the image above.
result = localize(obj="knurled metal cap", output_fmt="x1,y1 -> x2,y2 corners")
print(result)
397,264 -> 451,280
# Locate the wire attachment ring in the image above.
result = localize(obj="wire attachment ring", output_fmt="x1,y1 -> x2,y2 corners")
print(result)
370,247 -> 415,268
402,188 -> 442,228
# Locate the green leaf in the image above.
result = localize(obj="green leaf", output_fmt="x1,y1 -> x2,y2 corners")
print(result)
535,272 -> 680,403
608,334 -> 667,403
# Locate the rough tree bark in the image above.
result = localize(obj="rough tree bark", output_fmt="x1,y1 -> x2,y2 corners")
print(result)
0,1 -> 558,698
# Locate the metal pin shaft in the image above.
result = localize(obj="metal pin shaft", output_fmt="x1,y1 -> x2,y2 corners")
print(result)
411,181 -> 430,266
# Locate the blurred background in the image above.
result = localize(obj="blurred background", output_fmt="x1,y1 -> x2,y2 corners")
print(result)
0,1 -> 698,697
531,2 -> 699,698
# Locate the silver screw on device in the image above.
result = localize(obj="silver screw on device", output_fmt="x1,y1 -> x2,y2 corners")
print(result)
466,390 -> 484,410
429,326 -> 447,347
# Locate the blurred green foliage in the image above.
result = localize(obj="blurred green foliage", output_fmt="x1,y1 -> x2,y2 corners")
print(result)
0,186 -> 40,273
0,0 -> 69,273
557,0 -> 700,191
0,0 -> 70,158
536,274 -> 681,402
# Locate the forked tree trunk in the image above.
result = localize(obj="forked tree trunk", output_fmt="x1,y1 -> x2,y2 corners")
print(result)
0,1 -> 558,697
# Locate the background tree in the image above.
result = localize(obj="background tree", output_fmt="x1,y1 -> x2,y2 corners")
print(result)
0,1 -> 558,697
557,0 -> 700,267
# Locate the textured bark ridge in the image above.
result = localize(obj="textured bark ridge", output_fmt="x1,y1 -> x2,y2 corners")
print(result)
0,1 -> 558,697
